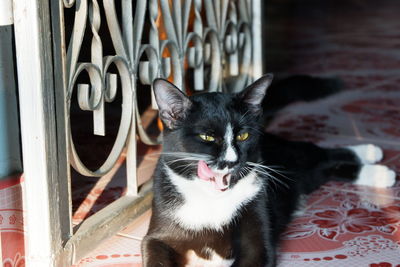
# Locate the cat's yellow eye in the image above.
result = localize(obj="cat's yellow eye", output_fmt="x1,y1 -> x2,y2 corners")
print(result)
199,134 -> 215,142
236,132 -> 249,141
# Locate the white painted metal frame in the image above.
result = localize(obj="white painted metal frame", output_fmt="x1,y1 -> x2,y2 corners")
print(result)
14,0 -> 263,266
13,1 -> 69,265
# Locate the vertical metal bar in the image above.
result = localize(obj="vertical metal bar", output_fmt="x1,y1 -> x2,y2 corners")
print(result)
50,0 -> 74,242
172,0 -> 183,48
126,76 -> 138,196
251,0 -> 263,79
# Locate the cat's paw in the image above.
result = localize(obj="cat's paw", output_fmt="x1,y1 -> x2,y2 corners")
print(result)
348,144 -> 383,164
355,164 -> 396,188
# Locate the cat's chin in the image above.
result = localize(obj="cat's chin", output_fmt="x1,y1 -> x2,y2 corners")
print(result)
197,160 -> 232,191
209,174 -> 231,192
195,174 -> 232,194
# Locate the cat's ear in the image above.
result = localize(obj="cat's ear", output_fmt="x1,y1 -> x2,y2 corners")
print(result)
239,73 -> 273,114
153,78 -> 192,129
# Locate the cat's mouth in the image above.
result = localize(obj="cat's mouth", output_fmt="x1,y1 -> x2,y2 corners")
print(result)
197,160 -> 232,191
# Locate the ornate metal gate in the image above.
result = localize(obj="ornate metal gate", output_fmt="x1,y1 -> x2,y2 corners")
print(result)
13,0 -> 262,265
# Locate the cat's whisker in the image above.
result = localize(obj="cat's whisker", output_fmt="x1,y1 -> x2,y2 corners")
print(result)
179,164 -> 199,176
242,166 -> 254,178
238,110 -> 249,124
164,157 -> 205,164
250,166 -> 278,195
247,162 -> 293,181
238,109 -> 252,125
170,162 -> 198,172
257,164 -> 290,175
161,151 -> 211,159
245,126 -> 264,135
238,168 -> 248,180
251,167 -> 276,182
246,162 -> 289,189
255,169 -> 282,187
161,152 -> 212,169
163,156 -> 210,163
173,163 -> 197,170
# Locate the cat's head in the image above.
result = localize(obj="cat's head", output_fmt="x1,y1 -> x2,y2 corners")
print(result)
153,74 -> 273,192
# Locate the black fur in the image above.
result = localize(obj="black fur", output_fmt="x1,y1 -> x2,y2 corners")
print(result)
142,75 -> 364,267
262,75 -> 344,122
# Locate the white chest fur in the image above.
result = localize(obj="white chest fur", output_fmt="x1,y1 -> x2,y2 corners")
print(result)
185,248 -> 234,267
165,165 -> 261,231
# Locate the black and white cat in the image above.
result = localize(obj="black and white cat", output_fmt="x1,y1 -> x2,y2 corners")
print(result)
141,74 -> 396,267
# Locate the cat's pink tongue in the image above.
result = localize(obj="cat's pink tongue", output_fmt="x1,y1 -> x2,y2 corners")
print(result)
197,160 -> 214,181
197,160 -> 231,191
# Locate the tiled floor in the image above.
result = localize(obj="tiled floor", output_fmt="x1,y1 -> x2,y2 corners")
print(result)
0,175 -> 25,266
73,0 -> 400,266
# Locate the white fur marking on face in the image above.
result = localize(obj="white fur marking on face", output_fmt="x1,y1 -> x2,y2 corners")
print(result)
224,124 -> 237,162
165,165 -> 261,231
348,144 -> 383,164
355,164 -> 396,188
185,248 -> 234,267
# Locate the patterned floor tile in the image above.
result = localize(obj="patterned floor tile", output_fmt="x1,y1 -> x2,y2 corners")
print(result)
119,210 -> 151,240
0,175 -> 25,267
72,235 -> 142,267
267,88 -> 400,145
279,191 -> 400,266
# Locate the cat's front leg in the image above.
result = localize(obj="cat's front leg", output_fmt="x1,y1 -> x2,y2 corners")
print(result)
232,216 -> 277,267
231,243 -> 276,267
235,201 -> 278,267
141,236 -> 178,267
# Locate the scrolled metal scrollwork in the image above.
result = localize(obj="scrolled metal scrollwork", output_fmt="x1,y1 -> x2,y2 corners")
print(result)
62,0 -> 258,178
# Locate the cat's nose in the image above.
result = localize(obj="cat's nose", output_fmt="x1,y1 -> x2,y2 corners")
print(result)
217,160 -> 238,170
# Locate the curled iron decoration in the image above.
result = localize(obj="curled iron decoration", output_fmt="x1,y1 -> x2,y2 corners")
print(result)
62,0 -> 257,176
64,0 -> 134,176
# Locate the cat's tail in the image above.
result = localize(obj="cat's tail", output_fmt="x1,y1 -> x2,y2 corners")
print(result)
262,75 -> 344,117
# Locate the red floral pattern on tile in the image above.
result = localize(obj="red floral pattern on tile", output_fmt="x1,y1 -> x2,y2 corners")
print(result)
0,176 -> 25,267
282,192 -> 400,242
9,214 -> 17,224
271,114 -> 338,142
312,208 -> 384,234
340,102 -> 400,138
2,253 -> 25,267
341,98 -> 400,111
380,206 -> 400,225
